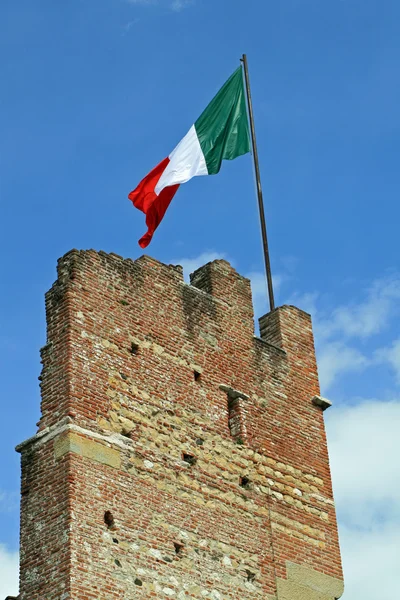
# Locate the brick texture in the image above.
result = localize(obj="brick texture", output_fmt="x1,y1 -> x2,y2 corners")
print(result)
16,250 -> 344,599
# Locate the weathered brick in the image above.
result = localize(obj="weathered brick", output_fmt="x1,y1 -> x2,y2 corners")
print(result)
15,250 -> 344,600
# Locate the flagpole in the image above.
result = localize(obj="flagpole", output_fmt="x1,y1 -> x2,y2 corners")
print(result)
241,54 -> 275,312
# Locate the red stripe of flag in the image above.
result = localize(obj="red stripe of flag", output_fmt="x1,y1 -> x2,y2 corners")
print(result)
128,157 -> 180,248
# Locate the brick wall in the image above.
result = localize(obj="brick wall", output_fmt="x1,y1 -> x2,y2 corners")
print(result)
16,250 -> 344,600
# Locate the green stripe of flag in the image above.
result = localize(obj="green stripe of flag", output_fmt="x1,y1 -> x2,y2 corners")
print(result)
194,66 -> 250,175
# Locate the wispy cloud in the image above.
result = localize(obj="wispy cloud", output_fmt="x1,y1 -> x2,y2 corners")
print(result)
376,337 -> 400,385
286,274 -> 400,392
122,18 -> 140,34
126,0 -> 193,11
284,290 -> 319,318
316,274 -> 400,341
127,0 -> 156,5
170,0 -> 193,11
317,341 -> 370,390
0,491 -> 19,513
0,545 -> 19,598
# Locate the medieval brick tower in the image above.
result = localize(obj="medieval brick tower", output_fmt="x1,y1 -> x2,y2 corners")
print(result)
15,250 -> 344,599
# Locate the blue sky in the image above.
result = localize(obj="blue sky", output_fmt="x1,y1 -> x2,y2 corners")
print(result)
1,0 -> 400,597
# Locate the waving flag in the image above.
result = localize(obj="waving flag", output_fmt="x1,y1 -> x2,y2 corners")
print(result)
128,66 -> 250,248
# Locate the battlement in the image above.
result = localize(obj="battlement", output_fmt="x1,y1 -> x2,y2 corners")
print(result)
17,250 -> 344,600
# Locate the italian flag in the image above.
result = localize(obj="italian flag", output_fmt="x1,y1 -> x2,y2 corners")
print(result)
128,66 -> 250,248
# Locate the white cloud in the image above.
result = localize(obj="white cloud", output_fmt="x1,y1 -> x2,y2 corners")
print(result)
326,399 -> 400,599
339,521 -> 400,600
327,400 -> 400,524
376,337 -> 400,385
317,341 -> 370,391
317,274 -> 400,341
0,545 -> 19,598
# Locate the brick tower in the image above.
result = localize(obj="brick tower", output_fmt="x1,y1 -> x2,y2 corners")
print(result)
15,250 -> 344,600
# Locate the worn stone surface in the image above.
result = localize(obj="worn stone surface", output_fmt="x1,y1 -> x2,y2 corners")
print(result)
17,250 -> 344,599
276,562 -> 344,599
54,430 -> 121,468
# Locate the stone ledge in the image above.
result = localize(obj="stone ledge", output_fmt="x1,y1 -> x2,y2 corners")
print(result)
312,395 -> 332,411
16,420 -> 134,454
219,385 -> 249,401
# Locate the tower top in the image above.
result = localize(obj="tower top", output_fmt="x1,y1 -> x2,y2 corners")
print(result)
15,249 -> 344,600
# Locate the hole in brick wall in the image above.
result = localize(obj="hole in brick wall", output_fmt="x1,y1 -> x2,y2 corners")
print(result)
174,542 -> 184,555
182,453 -> 197,466
114,559 -> 122,567
245,569 -> 256,582
130,342 -> 139,355
195,438 -> 204,446
227,396 -> 235,411
104,510 -> 116,530
194,370 -> 201,382
120,372 -> 128,380
134,578 -> 143,586
112,538 -> 119,544
239,476 -> 251,489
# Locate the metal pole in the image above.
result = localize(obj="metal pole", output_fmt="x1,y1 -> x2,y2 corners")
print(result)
241,54 -> 275,312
